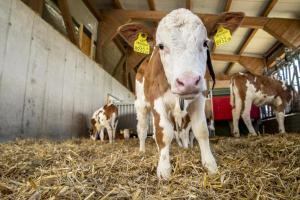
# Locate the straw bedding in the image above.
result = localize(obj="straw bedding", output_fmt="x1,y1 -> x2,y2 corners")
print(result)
0,133 -> 299,200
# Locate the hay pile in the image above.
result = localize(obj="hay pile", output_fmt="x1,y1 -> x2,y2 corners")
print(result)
0,134 -> 299,199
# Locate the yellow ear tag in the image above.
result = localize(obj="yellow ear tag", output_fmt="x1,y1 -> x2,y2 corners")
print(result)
134,33 -> 150,55
214,26 -> 232,47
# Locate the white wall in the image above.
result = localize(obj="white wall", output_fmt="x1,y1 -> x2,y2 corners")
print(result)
0,0 -> 134,141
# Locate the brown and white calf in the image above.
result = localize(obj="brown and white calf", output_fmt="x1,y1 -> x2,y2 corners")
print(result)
230,72 -> 295,137
119,8 -> 244,179
174,99 -> 215,148
90,103 -> 118,143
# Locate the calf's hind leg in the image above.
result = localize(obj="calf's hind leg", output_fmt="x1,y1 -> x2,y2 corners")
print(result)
135,100 -> 149,152
241,98 -> 257,136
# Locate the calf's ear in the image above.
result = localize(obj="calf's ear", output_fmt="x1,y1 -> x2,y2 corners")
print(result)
205,12 -> 245,37
117,23 -> 155,49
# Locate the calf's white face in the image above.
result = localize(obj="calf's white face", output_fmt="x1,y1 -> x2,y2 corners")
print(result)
156,9 -> 208,99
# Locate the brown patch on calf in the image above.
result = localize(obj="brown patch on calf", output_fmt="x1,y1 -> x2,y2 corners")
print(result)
153,110 -> 165,149
103,104 -> 118,120
182,115 -> 191,129
231,74 -> 247,113
135,47 -> 170,150
136,58 -> 148,83
232,72 -> 293,113
90,118 -> 97,137
142,47 -> 169,103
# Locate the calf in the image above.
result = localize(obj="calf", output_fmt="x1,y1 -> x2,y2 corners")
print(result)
90,103 -> 118,143
119,8 -> 244,179
175,99 -> 215,148
230,72 -> 295,137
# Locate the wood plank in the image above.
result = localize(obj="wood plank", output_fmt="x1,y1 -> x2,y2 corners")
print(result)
57,0 -> 78,46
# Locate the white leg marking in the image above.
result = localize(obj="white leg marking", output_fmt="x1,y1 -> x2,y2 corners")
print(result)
241,100 -> 257,136
232,86 -> 241,137
100,128 -> 104,141
189,97 -> 217,175
276,111 -> 286,133
157,145 -> 171,180
135,100 -> 149,152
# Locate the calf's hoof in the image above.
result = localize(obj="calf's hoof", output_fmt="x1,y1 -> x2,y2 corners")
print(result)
157,162 -> 172,180
233,132 -> 240,137
249,132 -> 257,137
203,159 -> 218,175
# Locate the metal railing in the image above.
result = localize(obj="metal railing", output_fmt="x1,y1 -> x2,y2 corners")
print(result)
261,47 -> 300,119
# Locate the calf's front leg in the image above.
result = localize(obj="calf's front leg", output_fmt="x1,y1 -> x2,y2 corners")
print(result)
188,97 -> 218,175
153,99 -> 174,180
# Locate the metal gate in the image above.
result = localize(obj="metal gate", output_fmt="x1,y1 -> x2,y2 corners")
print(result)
116,103 -> 154,136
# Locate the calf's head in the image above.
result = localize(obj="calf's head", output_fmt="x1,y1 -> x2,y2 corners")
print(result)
118,9 -> 244,99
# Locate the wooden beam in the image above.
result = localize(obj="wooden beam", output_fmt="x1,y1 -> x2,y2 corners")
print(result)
212,53 -> 241,62
262,0 -> 278,17
122,53 -> 128,87
223,63 -> 234,74
112,0 -> 123,9
266,44 -> 285,67
224,0 -> 232,12
113,35 -> 126,53
82,0 -> 102,21
128,72 -> 134,92
101,10 -> 273,29
112,54 -> 127,76
212,53 -> 265,75
58,0 -> 78,46
186,0 -> 191,10
22,0 -> 44,15
147,0 -> 156,10
264,41 -> 281,58
263,18 -> 300,49
239,56 -> 265,75
95,22 -> 103,64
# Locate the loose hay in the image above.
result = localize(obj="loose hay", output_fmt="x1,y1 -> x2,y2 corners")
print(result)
0,134 -> 299,199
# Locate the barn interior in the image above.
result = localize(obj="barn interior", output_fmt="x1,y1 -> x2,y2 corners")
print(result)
0,0 -> 300,199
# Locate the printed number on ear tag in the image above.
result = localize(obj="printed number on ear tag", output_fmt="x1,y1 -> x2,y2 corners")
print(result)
134,33 -> 150,55
214,26 -> 232,47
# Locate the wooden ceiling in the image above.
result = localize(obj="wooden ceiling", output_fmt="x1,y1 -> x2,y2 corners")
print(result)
22,0 -> 300,91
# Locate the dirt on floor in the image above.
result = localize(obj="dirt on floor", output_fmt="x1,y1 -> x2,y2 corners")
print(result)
0,133 -> 299,200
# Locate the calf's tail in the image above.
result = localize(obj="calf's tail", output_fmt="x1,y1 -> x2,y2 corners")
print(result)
230,79 -> 235,108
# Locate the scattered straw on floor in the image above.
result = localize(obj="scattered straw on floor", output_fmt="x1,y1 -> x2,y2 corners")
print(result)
0,133 -> 299,200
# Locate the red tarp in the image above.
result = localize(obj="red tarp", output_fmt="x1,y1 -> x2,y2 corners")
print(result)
212,96 -> 260,121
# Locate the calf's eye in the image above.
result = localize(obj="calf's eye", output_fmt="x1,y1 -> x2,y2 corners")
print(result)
158,43 -> 164,50
203,40 -> 208,47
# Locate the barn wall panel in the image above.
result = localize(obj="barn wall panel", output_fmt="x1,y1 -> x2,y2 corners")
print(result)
0,0 -> 134,141
0,0 -> 34,140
